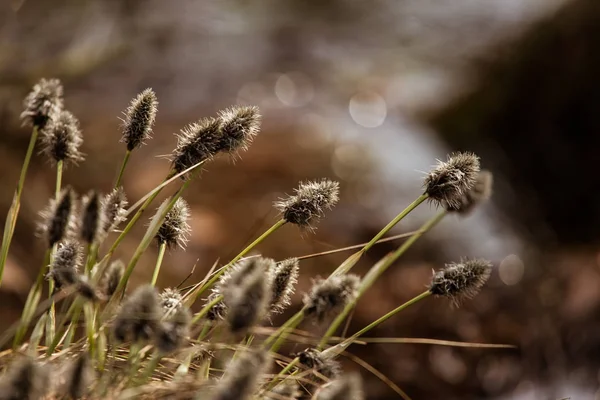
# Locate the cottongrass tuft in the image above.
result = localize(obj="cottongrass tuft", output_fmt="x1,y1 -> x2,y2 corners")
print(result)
268,258 -> 299,315
0,357 -> 49,400
40,110 -> 84,166
20,78 -> 64,129
80,191 -> 106,245
446,170 -> 493,214
303,274 -> 360,323
160,287 -> 184,312
75,275 -> 100,302
101,187 -> 128,234
155,306 -> 192,354
210,349 -> 270,400
38,187 -> 77,247
217,105 -> 261,155
313,373 -> 364,400
275,179 -> 340,230
424,151 -> 480,209
113,284 -> 162,343
46,239 -> 83,290
297,348 -> 341,381
170,117 -> 222,175
102,260 -> 124,298
155,197 -> 191,249
120,88 -> 158,151
429,258 -> 493,306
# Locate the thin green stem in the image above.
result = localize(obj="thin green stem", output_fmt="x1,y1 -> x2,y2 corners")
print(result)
114,150 -> 132,188
55,160 -> 63,198
265,309 -> 304,353
264,357 -> 299,392
150,242 -> 167,287
191,294 -> 223,325
0,126 -> 40,286
318,211 -> 446,349
85,243 -> 99,276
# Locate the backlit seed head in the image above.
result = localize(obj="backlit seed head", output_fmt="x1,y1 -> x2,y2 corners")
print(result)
303,274 -> 360,324
314,373 -> 364,400
75,275 -> 100,302
211,349 -> 269,400
155,306 -> 192,353
40,110 -> 84,166
424,152 -> 480,209
225,264 -> 271,336
46,240 -> 83,290
120,88 -> 158,151
102,260 -> 124,298
155,197 -> 191,249
274,179 -> 340,230
113,285 -> 162,343
160,287 -> 184,313
268,258 -> 299,315
429,258 -> 493,306
101,187 -> 128,234
297,348 -> 341,381
170,117 -> 222,176
0,357 -> 49,400
80,191 -> 106,244
446,170 -> 493,214
20,78 -> 63,129
38,187 -> 77,248
217,105 -> 261,155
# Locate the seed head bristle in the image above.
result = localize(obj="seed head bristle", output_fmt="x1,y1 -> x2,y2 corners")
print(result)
101,187 -> 128,234
40,110 -> 84,166
20,78 -> 63,129
38,187 -> 77,248
46,240 -> 83,290
102,260 -> 124,298
314,373 -> 364,400
155,306 -> 192,353
446,170 -> 493,214
217,105 -> 261,155
113,285 -> 162,343
268,258 -> 299,315
429,258 -> 493,306
0,357 -> 49,400
160,287 -> 184,312
80,191 -> 105,244
120,88 -> 158,151
424,152 -> 481,209
275,179 -> 340,230
297,348 -> 341,381
60,353 -> 93,399
303,274 -> 360,323
211,349 -> 269,400
170,117 -> 222,176
154,197 -> 191,249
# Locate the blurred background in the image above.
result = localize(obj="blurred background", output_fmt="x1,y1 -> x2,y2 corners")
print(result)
2,0 -> 600,398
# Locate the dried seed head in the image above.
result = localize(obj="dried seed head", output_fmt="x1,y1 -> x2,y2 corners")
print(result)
303,274 -> 360,323
101,187 -> 128,234
39,187 -> 77,247
60,354 -> 93,399
160,287 -> 183,312
429,258 -> 493,305
0,358 -> 49,400
225,264 -> 271,336
155,197 -> 191,249
211,349 -> 269,400
46,240 -> 83,290
268,258 -> 299,315
314,373 -> 364,400
217,106 -> 261,155
170,117 -> 222,176
20,78 -> 63,129
113,285 -> 162,343
121,88 -> 158,151
155,306 -> 192,353
424,152 -> 481,209
266,381 -> 301,400
205,292 -> 228,321
102,260 -> 124,298
80,191 -> 105,244
275,179 -> 340,230
297,348 -> 341,381
40,110 -> 84,166
446,170 -> 493,214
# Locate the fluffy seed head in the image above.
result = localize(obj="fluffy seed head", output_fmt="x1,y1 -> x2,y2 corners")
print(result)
155,197 -> 191,249
101,187 -> 128,234
170,117 -> 222,176
268,258 -> 299,315
46,240 -> 83,290
38,187 -> 77,247
80,191 -> 105,244
424,152 -> 481,209
0,357 -> 49,400
121,88 -> 158,151
217,106 -> 261,155
429,258 -> 493,305
20,78 -> 63,129
304,274 -> 360,323
211,349 -> 269,400
75,275 -> 100,302
102,260 -> 124,298
155,306 -> 192,353
275,179 -> 340,230
160,287 -> 184,312
446,170 -> 493,214
297,348 -> 341,381
113,285 -> 162,343
314,373 -> 364,400
60,354 -> 93,399
40,110 -> 84,166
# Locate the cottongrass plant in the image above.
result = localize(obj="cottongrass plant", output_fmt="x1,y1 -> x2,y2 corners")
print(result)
0,78 -> 515,400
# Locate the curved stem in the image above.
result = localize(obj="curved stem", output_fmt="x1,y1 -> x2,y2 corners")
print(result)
150,242 -> 167,287
114,150 -> 131,188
